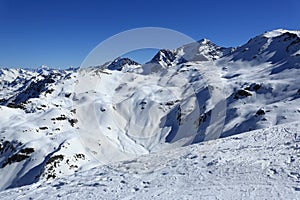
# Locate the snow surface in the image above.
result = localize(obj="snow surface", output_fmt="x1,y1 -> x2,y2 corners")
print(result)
0,122 -> 300,199
0,29 -> 300,199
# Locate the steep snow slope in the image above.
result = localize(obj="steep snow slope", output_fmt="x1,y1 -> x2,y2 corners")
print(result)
0,68 -> 99,190
219,29 -> 300,136
74,59 -> 227,165
229,29 -> 300,74
0,29 -> 299,193
0,122 -> 299,199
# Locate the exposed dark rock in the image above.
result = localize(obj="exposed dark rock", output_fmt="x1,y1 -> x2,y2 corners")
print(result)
107,58 -> 139,71
233,90 -> 252,99
245,83 -> 261,91
1,144 -> 34,168
55,115 -> 67,121
44,154 -> 65,180
166,101 -> 175,106
70,109 -> 76,114
45,88 -> 54,95
46,155 -> 64,165
68,119 -> 78,127
150,49 -> 176,65
20,148 -> 34,154
2,154 -> 29,168
64,93 -> 71,98
0,140 -> 23,153
256,109 -> 265,116
7,102 -> 25,110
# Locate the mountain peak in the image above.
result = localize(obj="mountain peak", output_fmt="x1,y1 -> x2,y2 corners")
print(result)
263,29 -> 300,38
198,38 -> 212,45
149,49 -> 177,66
107,57 -> 140,71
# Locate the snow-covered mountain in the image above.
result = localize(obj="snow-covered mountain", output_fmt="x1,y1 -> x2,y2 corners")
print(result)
144,39 -> 232,72
106,57 -> 141,72
0,29 -> 300,198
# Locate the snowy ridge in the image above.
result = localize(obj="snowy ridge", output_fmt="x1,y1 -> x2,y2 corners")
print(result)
0,29 -> 300,197
148,39 -> 232,68
229,29 -> 300,74
106,57 -> 141,72
263,29 -> 300,38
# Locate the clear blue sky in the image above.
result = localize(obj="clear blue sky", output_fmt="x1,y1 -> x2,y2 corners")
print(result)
0,0 -> 299,68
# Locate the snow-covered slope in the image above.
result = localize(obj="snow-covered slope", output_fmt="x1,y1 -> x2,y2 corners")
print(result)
228,29 -> 300,74
0,122 -> 299,199
0,29 -> 299,196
